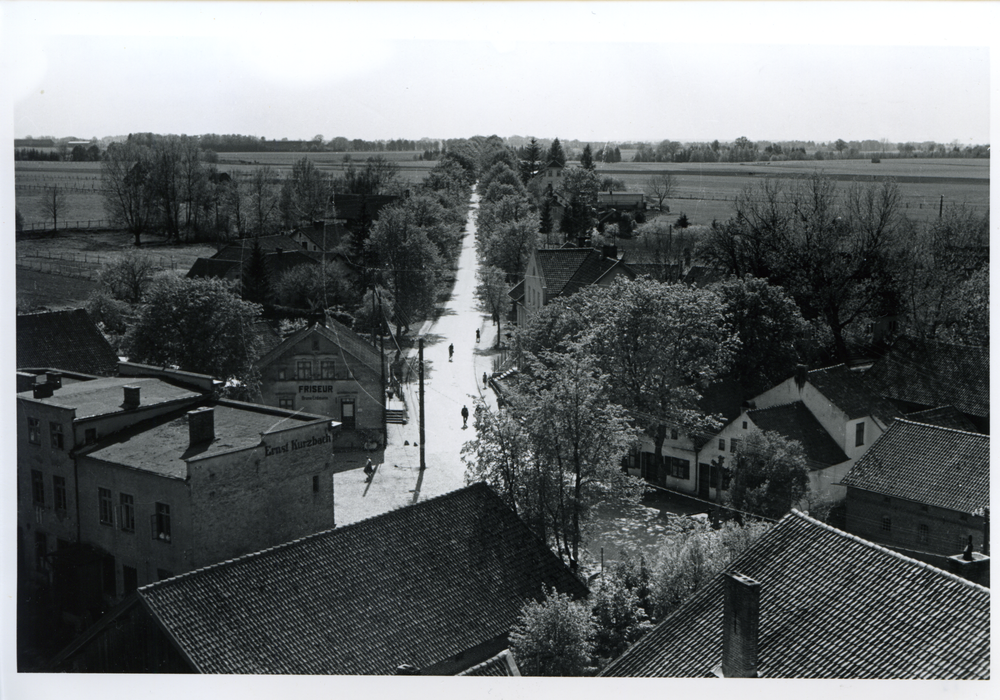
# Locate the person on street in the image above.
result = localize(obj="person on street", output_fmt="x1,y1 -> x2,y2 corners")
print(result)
461,405 -> 469,428
364,458 -> 375,482
449,343 -> 454,362
483,371 -> 488,389
476,329 -> 480,343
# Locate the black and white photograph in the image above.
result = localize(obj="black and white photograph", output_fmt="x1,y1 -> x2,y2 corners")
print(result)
2,1 -> 994,696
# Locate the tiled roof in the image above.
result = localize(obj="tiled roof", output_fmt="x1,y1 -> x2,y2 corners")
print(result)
296,222 -> 350,252
807,364 -> 902,425
904,405 -> 979,433
457,649 -> 519,676
211,235 -> 312,262
839,419 -> 988,514
602,510 -> 990,679
747,402 -> 849,470
137,483 -> 588,674
536,248 -> 633,298
866,336 -> 989,419
17,309 -> 119,376
186,257 -> 237,280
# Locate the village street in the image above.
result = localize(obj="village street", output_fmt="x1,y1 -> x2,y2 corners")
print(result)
333,189 -> 702,570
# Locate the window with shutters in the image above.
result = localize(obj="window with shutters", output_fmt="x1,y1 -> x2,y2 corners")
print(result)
120,493 -> 135,533
31,470 -> 45,506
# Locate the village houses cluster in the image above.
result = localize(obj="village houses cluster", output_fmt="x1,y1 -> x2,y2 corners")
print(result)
15,157 -> 989,679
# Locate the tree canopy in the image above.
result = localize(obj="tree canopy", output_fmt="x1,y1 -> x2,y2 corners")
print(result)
728,428 -> 810,519
509,587 -> 595,677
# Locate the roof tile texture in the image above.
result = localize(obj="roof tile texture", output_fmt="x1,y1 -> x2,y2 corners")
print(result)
748,402 -> 849,469
840,419 -> 988,514
866,336 -> 989,418
602,511 -> 989,679
17,309 -> 119,377
138,483 -> 587,675
807,364 -> 902,425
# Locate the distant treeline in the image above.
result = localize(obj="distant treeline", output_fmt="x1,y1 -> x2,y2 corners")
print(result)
14,148 -> 61,161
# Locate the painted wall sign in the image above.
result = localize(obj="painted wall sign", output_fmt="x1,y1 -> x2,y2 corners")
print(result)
264,433 -> 332,457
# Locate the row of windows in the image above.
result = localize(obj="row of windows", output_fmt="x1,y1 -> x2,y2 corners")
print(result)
879,516 -> 969,549
27,418 -> 64,449
718,438 -> 742,453
277,360 -> 338,381
97,487 -> 171,542
31,470 -> 68,511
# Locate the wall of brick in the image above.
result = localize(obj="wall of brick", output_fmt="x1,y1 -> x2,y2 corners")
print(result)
844,487 -> 985,556
187,421 -> 337,568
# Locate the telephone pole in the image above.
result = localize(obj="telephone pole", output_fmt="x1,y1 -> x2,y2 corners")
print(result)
418,337 -> 426,471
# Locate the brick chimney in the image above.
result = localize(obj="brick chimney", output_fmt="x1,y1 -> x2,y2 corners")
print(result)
720,572 -> 760,678
123,385 -> 141,409
794,364 -> 808,391
948,534 -> 990,587
188,407 -> 215,446
46,371 -> 63,389
33,383 -> 54,399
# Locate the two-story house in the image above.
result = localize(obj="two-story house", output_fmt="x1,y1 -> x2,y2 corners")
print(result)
510,246 -> 635,327
254,319 -> 386,468
840,419 -> 989,561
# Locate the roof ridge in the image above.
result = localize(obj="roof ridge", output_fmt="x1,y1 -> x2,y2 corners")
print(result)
748,400 -> 805,413
138,483 -> 491,593
787,509 -> 990,593
894,417 -> 990,439
808,362 -> 847,374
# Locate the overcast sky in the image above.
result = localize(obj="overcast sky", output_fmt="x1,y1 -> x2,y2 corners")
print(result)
2,1 -> 995,146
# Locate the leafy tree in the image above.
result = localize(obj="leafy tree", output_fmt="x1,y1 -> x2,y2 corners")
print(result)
590,567 -> 653,664
539,198 -> 553,235
340,155 -> 400,196
728,428 -> 810,519
558,166 -> 599,240
648,519 -> 770,621
102,139 -> 156,245
474,265 -> 509,346
124,276 -> 263,393
645,173 -> 674,210
712,275 -> 809,396
241,237 -> 272,306
834,139 -> 847,156
509,587 -> 595,677
273,259 -> 359,312
280,157 -> 331,227
365,203 -> 441,335
40,184 -> 67,232
580,143 -> 595,170
247,166 -> 280,237
96,249 -> 156,303
546,137 -> 566,168
675,212 -> 690,228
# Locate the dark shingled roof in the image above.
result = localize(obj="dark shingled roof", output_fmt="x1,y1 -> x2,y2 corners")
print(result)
535,248 -> 633,299
747,402 -> 849,470
807,364 -> 903,425
904,405 -> 979,433
211,235 -> 315,262
840,419 -> 988,515
17,309 -> 119,377
602,510 -> 990,679
136,483 -> 588,675
507,279 -> 524,303
865,336 -> 989,419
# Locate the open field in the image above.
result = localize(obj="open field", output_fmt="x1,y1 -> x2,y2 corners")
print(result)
15,230 -> 217,311
596,158 -> 989,226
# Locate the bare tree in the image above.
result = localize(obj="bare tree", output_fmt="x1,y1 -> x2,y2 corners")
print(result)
40,184 -> 67,232
645,173 -> 675,211
97,249 -> 156,304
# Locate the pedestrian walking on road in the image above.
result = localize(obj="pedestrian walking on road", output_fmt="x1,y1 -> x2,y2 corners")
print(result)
461,405 -> 469,429
476,329 -> 480,343
449,343 -> 454,362
482,371 -> 488,389
364,458 -> 375,482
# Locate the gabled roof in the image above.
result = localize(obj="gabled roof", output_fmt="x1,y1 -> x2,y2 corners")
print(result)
457,649 -> 520,676
535,248 -> 634,299
840,419 -> 988,515
866,336 -> 989,419
806,363 -> 902,425
602,510 -> 990,679
136,483 -> 587,675
255,319 -> 383,375
17,309 -> 120,377
186,257 -> 237,280
747,402 -> 849,470
211,235 -> 313,262
295,222 -> 350,252
904,405 -> 979,433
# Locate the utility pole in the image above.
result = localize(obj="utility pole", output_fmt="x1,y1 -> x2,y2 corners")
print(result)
378,291 -> 386,432
939,194 -> 944,219
418,337 -> 426,471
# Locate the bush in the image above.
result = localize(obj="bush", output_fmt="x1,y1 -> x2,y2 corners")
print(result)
675,213 -> 690,229
509,587 -> 595,676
